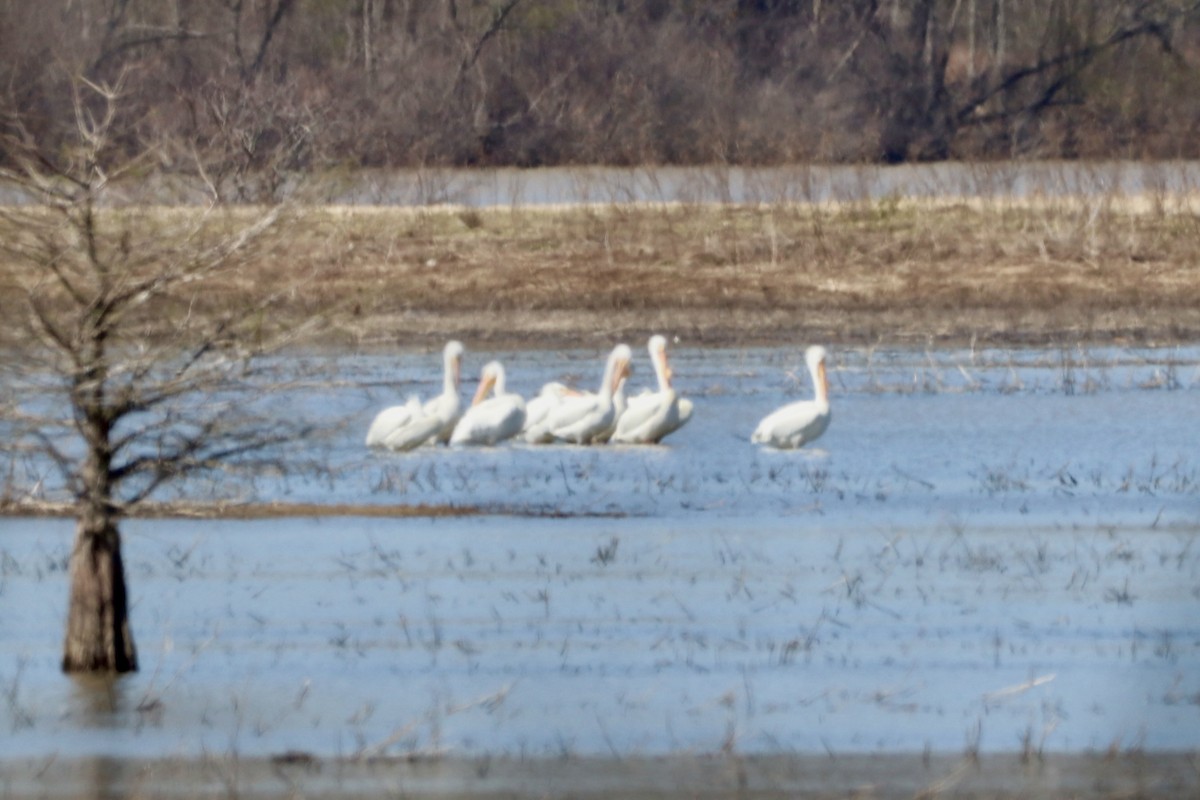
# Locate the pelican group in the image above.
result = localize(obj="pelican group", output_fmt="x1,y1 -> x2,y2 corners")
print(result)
366,337 -> 833,453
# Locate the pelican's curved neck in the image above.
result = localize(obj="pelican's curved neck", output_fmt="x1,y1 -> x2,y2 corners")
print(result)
599,357 -> 616,401
653,348 -> 671,391
443,352 -> 460,397
811,360 -> 829,407
491,366 -> 506,396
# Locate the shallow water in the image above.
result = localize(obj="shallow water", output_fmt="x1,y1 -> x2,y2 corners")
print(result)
300,343 -> 1200,527
1,344 -> 1198,765
326,162 -> 1200,207
7,161 -> 1200,208
3,515 -> 1198,762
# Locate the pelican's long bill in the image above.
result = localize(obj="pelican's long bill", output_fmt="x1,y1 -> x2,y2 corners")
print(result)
612,356 -> 632,393
471,373 -> 496,406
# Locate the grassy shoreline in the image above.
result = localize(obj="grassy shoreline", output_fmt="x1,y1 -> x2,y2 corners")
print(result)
4,194 -> 1200,352
308,197 -> 1200,350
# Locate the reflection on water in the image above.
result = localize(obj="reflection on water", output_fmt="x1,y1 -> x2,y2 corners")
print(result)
69,675 -> 125,726
77,756 -> 129,800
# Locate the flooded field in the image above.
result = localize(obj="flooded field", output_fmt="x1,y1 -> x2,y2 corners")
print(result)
327,161 -> 1200,207
2,343 -> 1198,796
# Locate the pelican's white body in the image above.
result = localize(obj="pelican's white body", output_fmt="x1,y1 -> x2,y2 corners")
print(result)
612,334 -> 693,444
451,361 -> 526,446
521,382 -> 575,437
527,345 -> 632,445
365,341 -> 464,451
752,345 -> 831,449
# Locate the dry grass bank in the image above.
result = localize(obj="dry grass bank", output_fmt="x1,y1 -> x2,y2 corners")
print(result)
4,195 -> 1199,351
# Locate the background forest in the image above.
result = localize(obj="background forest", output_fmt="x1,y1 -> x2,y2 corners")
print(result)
3,0 -> 1200,175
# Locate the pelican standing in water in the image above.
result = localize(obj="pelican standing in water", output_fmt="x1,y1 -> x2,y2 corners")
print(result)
521,382 -> 577,437
451,361 -> 526,446
365,340 -> 465,450
612,334 -> 693,444
527,344 -> 632,444
591,370 -> 628,444
751,345 -> 831,449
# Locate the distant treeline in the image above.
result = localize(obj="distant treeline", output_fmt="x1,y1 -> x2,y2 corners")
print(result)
3,0 -> 1200,175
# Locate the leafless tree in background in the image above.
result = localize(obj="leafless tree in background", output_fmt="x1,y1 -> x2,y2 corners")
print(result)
0,75 -> 326,673
1,1 -> 1199,167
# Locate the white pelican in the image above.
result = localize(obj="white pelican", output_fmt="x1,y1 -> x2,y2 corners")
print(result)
365,340 -> 464,450
751,345 -> 831,449
450,361 -> 526,446
527,344 -> 632,444
612,334 -> 693,444
521,382 -> 577,437
592,372 -> 628,444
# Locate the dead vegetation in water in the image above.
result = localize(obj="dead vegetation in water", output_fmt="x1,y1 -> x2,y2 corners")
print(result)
3,196 -> 1200,352
0,498 -> 634,520
0,499 -> 477,520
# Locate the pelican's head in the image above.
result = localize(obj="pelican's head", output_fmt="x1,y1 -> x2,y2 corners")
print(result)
609,344 -> 633,393
472,360 -> 503,406
649,334 -> 672,386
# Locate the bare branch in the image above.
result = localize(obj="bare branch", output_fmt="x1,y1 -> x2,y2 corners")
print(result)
249,0 -> 298,79
956,2 -> 1200,127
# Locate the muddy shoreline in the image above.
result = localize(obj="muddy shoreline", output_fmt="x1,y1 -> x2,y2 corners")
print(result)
333,306 -> 1200,354
3,752 -> 1196,799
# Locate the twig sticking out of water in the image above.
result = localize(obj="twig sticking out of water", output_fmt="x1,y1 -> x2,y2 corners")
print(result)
891,465 -> 935,490
982,673 -> 1056,707
557,460 -> 574,496
591,536 -> 619,566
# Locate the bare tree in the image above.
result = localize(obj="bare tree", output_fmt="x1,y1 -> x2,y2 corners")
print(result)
856,0 -> 1200,160
4,1 -> 1200,169
0,75 -> 326,673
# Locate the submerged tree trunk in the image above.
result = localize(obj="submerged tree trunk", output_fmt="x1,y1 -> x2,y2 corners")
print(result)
61,509 -> 138,674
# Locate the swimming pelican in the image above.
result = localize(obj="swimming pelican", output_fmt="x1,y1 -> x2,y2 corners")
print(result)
527,344 -> 632,444
612,334 -> 693,444
450,361 -> 526,446
751,345 -> 831,449
365,340 -> 464,450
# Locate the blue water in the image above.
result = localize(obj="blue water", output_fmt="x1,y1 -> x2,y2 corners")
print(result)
1,344 -> 1197,760
272,344 -> 1196,527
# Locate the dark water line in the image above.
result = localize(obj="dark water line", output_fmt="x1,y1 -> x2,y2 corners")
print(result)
5,161 -> 1200,207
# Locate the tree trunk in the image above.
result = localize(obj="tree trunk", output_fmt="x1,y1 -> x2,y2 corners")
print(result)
61,509 -> 138,674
